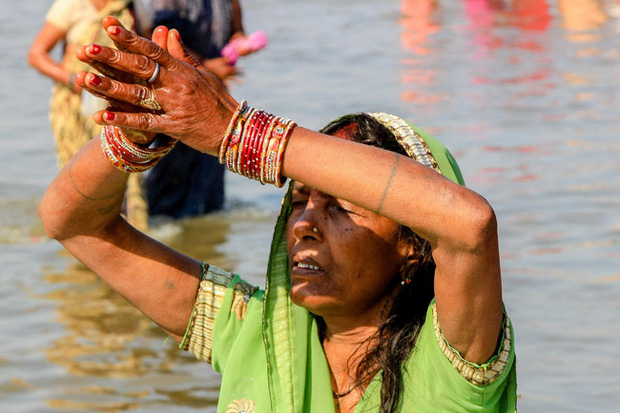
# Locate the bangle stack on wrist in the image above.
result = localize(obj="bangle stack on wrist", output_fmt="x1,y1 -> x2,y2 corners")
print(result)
219,100 -> 296,187
100,125 -> 177,173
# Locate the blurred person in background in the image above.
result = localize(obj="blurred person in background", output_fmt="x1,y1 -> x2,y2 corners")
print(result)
28,0 -> 148,230
135,0 -> 266,219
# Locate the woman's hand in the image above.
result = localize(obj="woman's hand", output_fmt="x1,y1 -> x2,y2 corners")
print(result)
75,16 -> 238,155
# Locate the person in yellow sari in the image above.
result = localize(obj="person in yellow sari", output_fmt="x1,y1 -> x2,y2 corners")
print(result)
29,0 -> 148,230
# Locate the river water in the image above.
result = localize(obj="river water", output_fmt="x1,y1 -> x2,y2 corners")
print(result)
1,0 -> 619,411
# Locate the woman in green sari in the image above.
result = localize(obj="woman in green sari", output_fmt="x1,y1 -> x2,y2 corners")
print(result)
38,17 -> 517,412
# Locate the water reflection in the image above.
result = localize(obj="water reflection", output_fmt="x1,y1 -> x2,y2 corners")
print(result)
399,0 -> 443,105
38,217 -> 230,410
559,0 -> 608,34
43,259 -> 157,378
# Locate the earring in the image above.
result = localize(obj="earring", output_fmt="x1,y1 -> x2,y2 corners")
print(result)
312,227 -> 319,233
401,277 -> 411,286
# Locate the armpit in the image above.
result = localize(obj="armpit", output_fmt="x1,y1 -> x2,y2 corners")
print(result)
432,303 -> 512,385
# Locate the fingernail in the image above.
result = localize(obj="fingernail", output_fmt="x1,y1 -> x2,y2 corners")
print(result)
174,30 -> 182,42
104,111 -> 116,121
109,26 -> 121,36
89,74 -> 102,86
89,44 -> 102,54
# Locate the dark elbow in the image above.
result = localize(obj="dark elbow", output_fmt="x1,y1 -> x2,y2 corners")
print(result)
38,192 -> 67,242
467,197 -> 498,253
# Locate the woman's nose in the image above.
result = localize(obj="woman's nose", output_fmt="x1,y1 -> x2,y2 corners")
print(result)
292,193 -> 323,241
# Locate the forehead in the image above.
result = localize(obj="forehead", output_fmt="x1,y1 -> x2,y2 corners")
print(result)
290,182 -> 332,201
288,182 -> 396,224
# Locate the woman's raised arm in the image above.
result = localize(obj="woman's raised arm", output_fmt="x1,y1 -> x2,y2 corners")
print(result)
38,26 -> 202,343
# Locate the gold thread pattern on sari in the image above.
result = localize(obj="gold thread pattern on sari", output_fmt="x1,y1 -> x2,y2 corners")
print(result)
231,282 -> 255,321
183,263 -> 257,362
432,303 -> 512,385
225,398 -> 255,413
368,112 -> 442,174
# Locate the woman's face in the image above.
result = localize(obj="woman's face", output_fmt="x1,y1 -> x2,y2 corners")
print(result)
285,182 -> 412,321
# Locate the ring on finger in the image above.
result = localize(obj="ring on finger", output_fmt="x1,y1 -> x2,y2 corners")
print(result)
147,62 -> 160,84
138,89 -> 162,111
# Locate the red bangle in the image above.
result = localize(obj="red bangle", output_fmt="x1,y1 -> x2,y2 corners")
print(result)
100,126 -> 176,173
252,114 -> 275,180
235,107 -> 255,174
219,102 -> 297,187
241,110 -> 264,177
245,111 -> 270,178
251,113 -> 273,179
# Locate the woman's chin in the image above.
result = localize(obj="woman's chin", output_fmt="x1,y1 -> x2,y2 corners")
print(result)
289,283 -> 336,314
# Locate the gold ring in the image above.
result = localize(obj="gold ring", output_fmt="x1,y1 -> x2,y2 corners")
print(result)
138,90 -> 162,111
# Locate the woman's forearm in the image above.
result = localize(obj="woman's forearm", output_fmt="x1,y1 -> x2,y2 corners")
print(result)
28,50 -> 71,86
28,23 -> 73,86
39,136 -> 201,341
282,127 -> 491,251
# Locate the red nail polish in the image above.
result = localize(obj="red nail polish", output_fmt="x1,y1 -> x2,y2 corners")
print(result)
109,26 -> 121,35
104,111 -> 116,121
90,74 -> 101,86
89,44 -> 102,54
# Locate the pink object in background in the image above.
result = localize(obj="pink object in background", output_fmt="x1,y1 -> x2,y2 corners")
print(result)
221,30 -> 268,65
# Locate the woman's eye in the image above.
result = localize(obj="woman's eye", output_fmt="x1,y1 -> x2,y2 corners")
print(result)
331,204 -> 349,214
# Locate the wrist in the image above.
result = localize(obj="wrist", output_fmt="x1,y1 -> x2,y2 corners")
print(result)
218,100 -> 296,187
100,126 -> 177,173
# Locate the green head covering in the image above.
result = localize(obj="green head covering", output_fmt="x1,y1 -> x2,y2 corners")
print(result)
261,113 -> 465,411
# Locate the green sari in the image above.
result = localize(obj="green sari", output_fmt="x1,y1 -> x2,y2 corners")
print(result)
181,114 -> 517,412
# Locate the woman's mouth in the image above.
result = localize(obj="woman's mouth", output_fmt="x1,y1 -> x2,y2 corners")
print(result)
292,256 -> 326,275
296,262 -> 322,271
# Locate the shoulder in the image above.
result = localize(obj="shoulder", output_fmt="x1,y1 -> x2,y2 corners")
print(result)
180,263 -> 263,364
424,302 -> 513,386
401,301 -> 517,411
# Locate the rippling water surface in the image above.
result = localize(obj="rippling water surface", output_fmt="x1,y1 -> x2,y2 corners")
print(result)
1,0 -> 619,411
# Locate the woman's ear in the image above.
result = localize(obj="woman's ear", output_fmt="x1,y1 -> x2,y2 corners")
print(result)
396,234 -> 416,259
396,238 -> 418,271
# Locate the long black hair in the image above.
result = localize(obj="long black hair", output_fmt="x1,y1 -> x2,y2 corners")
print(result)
319,113 -> 436,412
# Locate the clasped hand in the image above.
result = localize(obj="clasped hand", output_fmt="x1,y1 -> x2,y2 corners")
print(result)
75,16 -> 238,155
